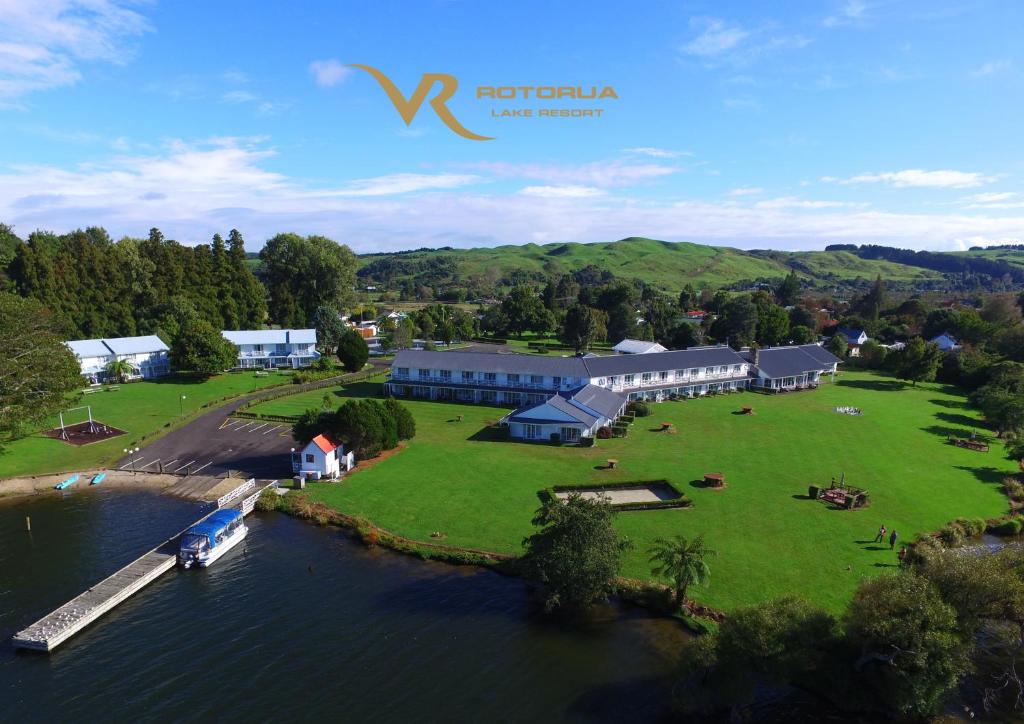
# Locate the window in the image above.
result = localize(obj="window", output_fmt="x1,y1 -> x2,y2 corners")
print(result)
484,372 -> 497,384
418,369 -> 430,380
732,364 -> 742,373
608,376 -> 618,386
705,367 -> 715,376
561,426 -> 581,442
625,374 -> 635,386
530,375 -> 543,385
508,373 -> 520,384
641,373 -> 652,384
690,368 -> 699,377
659,370 -> 668,381
462,371 -> 475,382
396,367 -> 409,377
524,423 -> 541,440
719,366 -> 728,374
305,453 -> 314,463
553,376 -> 562,387
439,369 -> 452,381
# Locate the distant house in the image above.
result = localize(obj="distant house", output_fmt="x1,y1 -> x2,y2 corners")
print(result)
222,329 -> 319,369
504,384 -> 627,442
292,433 -> 354,480
837,328 -> 869,357
379,309 -> 407,323
67,335 -> 171,383
613,338 -> 668,355
748,344 -> 842,391
684,310 -> 706,322
355,321 -> 378,338
930,332 -> 961,352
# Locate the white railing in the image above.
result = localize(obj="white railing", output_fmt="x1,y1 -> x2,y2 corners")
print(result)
241,480 -> 278,515
217,478 -> 255,508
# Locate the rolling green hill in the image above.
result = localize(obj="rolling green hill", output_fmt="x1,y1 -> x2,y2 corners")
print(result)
355,237 -> 947,295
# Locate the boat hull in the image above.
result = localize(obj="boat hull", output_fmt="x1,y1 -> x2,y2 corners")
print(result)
178,525 -> 247,568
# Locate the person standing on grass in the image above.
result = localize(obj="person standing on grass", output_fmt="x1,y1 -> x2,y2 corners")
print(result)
889,530 -> 898,549
898,546 -> 908,566
875,524 -> 886,543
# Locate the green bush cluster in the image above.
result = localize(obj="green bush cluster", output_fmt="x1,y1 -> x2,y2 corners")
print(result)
989,516 -> 1024,536
628,400 -> 652,417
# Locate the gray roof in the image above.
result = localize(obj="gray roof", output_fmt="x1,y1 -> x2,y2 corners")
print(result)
755,346 -> 837,379
67,336 -> 168,358
508,394 -> 599,426
565,384 -> 626,420
797,344 -> 842,367
582,345 -> 746,377
391,349 -> 590,377
222,329 -> 317,346
613,338 -> 667,354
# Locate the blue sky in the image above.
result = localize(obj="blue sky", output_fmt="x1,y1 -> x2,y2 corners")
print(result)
0,0 -> 1021,252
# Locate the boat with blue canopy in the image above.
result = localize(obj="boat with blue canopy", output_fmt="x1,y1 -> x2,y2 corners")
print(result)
55,475 -> 79,490
177,509 -> 247,568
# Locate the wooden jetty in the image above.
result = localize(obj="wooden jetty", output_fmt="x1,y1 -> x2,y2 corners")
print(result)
12,479 -> 277,653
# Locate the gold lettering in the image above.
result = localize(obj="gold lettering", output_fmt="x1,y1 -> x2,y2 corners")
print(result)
599,87 -> 618,99
477,87 -> 494,98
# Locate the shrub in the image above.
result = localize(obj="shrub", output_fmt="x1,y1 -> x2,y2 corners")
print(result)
939,523 -> 966,548
808,485 -> 820,499
549,432 -> 561,445
596,426 -> 612,439
954,518 -> 986,537
990,518 -> 1023,536
1003,477 -> 1024,504
580,436 -> 595,448
628,400 -> 652,417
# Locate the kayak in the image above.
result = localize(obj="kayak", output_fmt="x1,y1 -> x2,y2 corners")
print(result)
90,473 -> 106,486
54,475 -> 80,490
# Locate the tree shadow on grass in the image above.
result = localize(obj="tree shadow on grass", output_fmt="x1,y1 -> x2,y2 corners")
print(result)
873,562 -> 899,568
836,379 -> 905,392
791,494 -> 812,500
922,425 -> 975,439
954,465 -> 1009,485
930,398 -> 970,410
935,411 -> 986,429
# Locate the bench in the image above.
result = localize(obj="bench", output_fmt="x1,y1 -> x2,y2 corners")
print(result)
606,459 -> 618,470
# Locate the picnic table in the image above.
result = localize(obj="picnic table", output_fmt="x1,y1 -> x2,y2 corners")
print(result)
660,422 -> 673,431
703,473 -> 725,487
741,406 -> 753,415
949,436 -> 989,452
606,459 -> 618,470
821,488 -> 847,505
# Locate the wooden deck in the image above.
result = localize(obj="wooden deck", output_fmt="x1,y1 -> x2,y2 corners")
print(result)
12,479 -> 276,653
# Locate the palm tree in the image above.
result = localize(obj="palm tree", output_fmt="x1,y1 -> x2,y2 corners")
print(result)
105,358 -> 135,383
648,534 -> 716,607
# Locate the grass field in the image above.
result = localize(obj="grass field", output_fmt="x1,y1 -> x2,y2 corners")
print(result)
303,371 -> 1014,613
0,371 -> 293,478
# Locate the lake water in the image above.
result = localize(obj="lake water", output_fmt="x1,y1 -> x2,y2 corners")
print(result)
0,490 -> 686,722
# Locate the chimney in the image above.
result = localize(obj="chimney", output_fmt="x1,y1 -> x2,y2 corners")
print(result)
753,348 -> 760,366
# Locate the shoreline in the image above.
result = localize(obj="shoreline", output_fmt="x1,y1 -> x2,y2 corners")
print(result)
0,469 -> 221,503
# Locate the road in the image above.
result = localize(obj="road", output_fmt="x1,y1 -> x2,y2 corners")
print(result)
116,361 -> 391,480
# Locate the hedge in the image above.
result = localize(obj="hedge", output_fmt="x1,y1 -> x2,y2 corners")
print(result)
541,479 -> 692,511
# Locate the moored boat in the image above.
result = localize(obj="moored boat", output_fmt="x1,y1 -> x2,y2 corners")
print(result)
178,509 -> 247,568
55,475 -> 79,490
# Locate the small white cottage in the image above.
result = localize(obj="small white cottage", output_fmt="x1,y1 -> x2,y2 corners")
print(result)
291,433 -> 355,480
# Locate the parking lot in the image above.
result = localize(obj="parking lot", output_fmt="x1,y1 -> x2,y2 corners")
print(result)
117,400 -> 297,480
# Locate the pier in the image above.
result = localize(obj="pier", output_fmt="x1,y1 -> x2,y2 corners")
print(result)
12,478 -> 278,653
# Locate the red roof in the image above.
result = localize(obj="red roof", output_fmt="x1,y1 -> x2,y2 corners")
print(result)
310,433 -> 341,453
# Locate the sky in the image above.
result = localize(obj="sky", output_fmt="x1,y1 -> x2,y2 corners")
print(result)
0,0 -> 1022,253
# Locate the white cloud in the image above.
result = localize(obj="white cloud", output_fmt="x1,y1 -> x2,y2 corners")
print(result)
0,0 -> 150,103
461,160 -> 679,188
222,90 -> 259,104
723,96 -> 760,111
961,192 -> 1017,204
3,138 -> 1023,253
970,59 -> 1011,78
823,0 -> 869,28
680,19 -> 750,57
754,196 -> 865,209
518,185 -> 606,199
680,17 -> 811,67
622,147 -> 692,158
826,169 -> 997,189
309,59 -> 350,88
728,187 -> 763,196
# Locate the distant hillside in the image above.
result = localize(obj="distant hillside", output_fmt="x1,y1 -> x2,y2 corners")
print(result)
355,237 -> 949,296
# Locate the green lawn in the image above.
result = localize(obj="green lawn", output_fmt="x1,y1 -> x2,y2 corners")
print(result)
0,371 -> 294,478
304,371 -> 1014,613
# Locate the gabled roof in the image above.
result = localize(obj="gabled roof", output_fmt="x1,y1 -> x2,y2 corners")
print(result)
309,433 -> 342,454
392,349 -> 591,378
508,394 -> 600,427
103,335 -> 169,355
67,339 -> 113,358
838,328 -> 866,343
797,343 -> 842,367
565,384 -> 626,420
583,345 -> 746,377
66,336 -> 168,358
755,345 -> 840,379
613,338 -> 667,354
222,329 -> 317,346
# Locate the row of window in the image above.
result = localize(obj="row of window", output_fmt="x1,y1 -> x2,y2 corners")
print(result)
521,424 -> 581,441
392,366 -> 746,387
393,368 -> 576,387
603,365 -> 745,387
